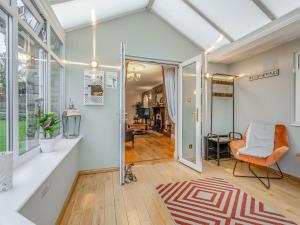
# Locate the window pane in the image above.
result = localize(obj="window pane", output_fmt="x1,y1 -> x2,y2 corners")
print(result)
0,9 -> 8,153
18,26 -> 46,155
17,0 -> 47,43
50,58 -> 62,118
50,27 -> 63,58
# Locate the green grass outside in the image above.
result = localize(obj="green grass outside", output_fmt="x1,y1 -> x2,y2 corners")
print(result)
0,119 -> 26,154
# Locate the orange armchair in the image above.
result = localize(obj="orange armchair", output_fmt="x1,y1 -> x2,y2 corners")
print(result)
230,124 -> 289,189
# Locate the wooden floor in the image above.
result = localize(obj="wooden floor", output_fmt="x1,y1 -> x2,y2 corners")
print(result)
58,160 -> 300,225
125,134 -> 174,164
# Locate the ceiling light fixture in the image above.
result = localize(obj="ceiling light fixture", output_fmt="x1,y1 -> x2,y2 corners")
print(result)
90,59 -> 99,69
127,62 -> 145,81
127,72 -> 142,81
205,73 -> 210,79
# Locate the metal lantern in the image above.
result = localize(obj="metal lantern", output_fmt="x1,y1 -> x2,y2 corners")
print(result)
62,102 -> 81,139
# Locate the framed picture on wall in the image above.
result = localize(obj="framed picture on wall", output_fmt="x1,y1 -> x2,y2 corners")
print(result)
84,69 -> 104,105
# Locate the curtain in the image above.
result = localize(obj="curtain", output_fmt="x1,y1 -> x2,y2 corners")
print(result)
163,66 -> 176,123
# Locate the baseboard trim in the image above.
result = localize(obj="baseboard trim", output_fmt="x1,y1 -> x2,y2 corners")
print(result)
78,167 -> 119,175
55,167 -> 119,225
268,166 -> 300,183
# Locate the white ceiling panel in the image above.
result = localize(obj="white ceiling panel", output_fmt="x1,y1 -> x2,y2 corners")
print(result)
260,0 -> 300,18
187,0 -> 271,40
52,0 -> 149,29
152,0 -> 230,50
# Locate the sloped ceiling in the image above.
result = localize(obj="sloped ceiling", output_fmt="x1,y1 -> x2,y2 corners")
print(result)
50,0 -> 300,60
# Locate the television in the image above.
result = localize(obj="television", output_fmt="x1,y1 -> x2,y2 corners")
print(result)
137,108 -> 150,119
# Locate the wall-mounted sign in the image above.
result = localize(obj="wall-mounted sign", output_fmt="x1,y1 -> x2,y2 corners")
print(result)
249,69 -> 279,81
84,69 -> 104,106
105,71 -> 118,89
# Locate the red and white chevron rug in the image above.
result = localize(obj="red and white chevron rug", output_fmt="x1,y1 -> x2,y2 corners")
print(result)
156,178 -> 296,225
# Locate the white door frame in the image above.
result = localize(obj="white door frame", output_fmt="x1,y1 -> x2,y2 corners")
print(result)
125,55 -> 181,161
177,55 -> 203,172
119,43 -> 126,185
119,53 -> 203,184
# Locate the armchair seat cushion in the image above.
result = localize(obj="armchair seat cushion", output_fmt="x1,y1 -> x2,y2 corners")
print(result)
230,124 -> 289,167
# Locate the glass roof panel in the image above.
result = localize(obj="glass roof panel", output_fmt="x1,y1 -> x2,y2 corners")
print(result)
260,0 -> 300,18
52,0 -> 149,29
152,0 -> 230,50
187,0 -> 271,40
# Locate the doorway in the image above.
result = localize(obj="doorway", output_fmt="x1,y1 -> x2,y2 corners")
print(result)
119,45 -> 203,185
124,60 -> 176,164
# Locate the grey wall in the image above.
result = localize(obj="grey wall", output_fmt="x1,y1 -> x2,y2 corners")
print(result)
20,144 -> 80,225
228,38 -> 300,178
65,11 -> 201,170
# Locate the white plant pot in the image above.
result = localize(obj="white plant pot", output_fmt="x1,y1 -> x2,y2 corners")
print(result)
40,139 -> 56,153
0,152 -> 13,192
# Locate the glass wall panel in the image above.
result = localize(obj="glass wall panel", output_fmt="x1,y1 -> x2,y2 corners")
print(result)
18,26 -> 46,155
50,57 -> 62,118
50,27 -> 63,58
182,63 -> 197,163
0,9 -> 8,153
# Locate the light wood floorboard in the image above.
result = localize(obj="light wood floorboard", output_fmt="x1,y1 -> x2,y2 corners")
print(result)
125,134 -> 174,164
58,160 -> 300,225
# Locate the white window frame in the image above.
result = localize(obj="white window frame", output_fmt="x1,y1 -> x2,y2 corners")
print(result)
0,7 -> 12,153
1,0 -> 65,167
294,51 -> 300,125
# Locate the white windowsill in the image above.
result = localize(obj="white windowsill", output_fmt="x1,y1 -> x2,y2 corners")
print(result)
0,136 -> 83,225
290,123 -> 300,127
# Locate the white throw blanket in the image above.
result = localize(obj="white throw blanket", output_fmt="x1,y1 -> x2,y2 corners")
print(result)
238,123 -> 275,158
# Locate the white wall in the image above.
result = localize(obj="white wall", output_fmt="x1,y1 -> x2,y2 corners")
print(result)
228,38 -> 300,178
20,144 -> 80,225
65,11 -> 201,170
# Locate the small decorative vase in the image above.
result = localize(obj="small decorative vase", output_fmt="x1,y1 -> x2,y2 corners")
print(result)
0,152 -> 13,192
40,139 -> 56,153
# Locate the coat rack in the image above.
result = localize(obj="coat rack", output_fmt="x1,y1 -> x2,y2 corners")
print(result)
205,73 -> 240,166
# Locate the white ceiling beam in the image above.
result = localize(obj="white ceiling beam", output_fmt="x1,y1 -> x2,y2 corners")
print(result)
151,10 -> 204,51
252,0 -> 276,21
147,0 -> 155,10
182,0 -> 234,43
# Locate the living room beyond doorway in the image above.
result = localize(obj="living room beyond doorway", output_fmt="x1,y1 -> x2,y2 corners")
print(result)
125,60 -> 176,164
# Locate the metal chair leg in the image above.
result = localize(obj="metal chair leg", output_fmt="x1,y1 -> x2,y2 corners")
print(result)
232,160 -> 284,189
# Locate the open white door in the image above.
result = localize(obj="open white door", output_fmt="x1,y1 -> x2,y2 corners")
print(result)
178,55 -> 202,172
119,42 -> 126,185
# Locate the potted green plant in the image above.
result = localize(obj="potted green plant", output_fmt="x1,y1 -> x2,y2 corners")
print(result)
38,113 -> 61,153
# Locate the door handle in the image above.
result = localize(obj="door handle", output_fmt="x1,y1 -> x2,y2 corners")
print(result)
192,108 -> 199,122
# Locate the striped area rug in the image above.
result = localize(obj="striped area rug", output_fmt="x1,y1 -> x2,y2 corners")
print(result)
156,178 -> 296,225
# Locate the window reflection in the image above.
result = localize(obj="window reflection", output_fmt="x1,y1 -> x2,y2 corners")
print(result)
18,26 -> 46,155
0,9 -> 8,153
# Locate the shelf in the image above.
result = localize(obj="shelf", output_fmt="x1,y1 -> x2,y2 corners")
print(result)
212,80 -> 234,85
212,92 -> 233,97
